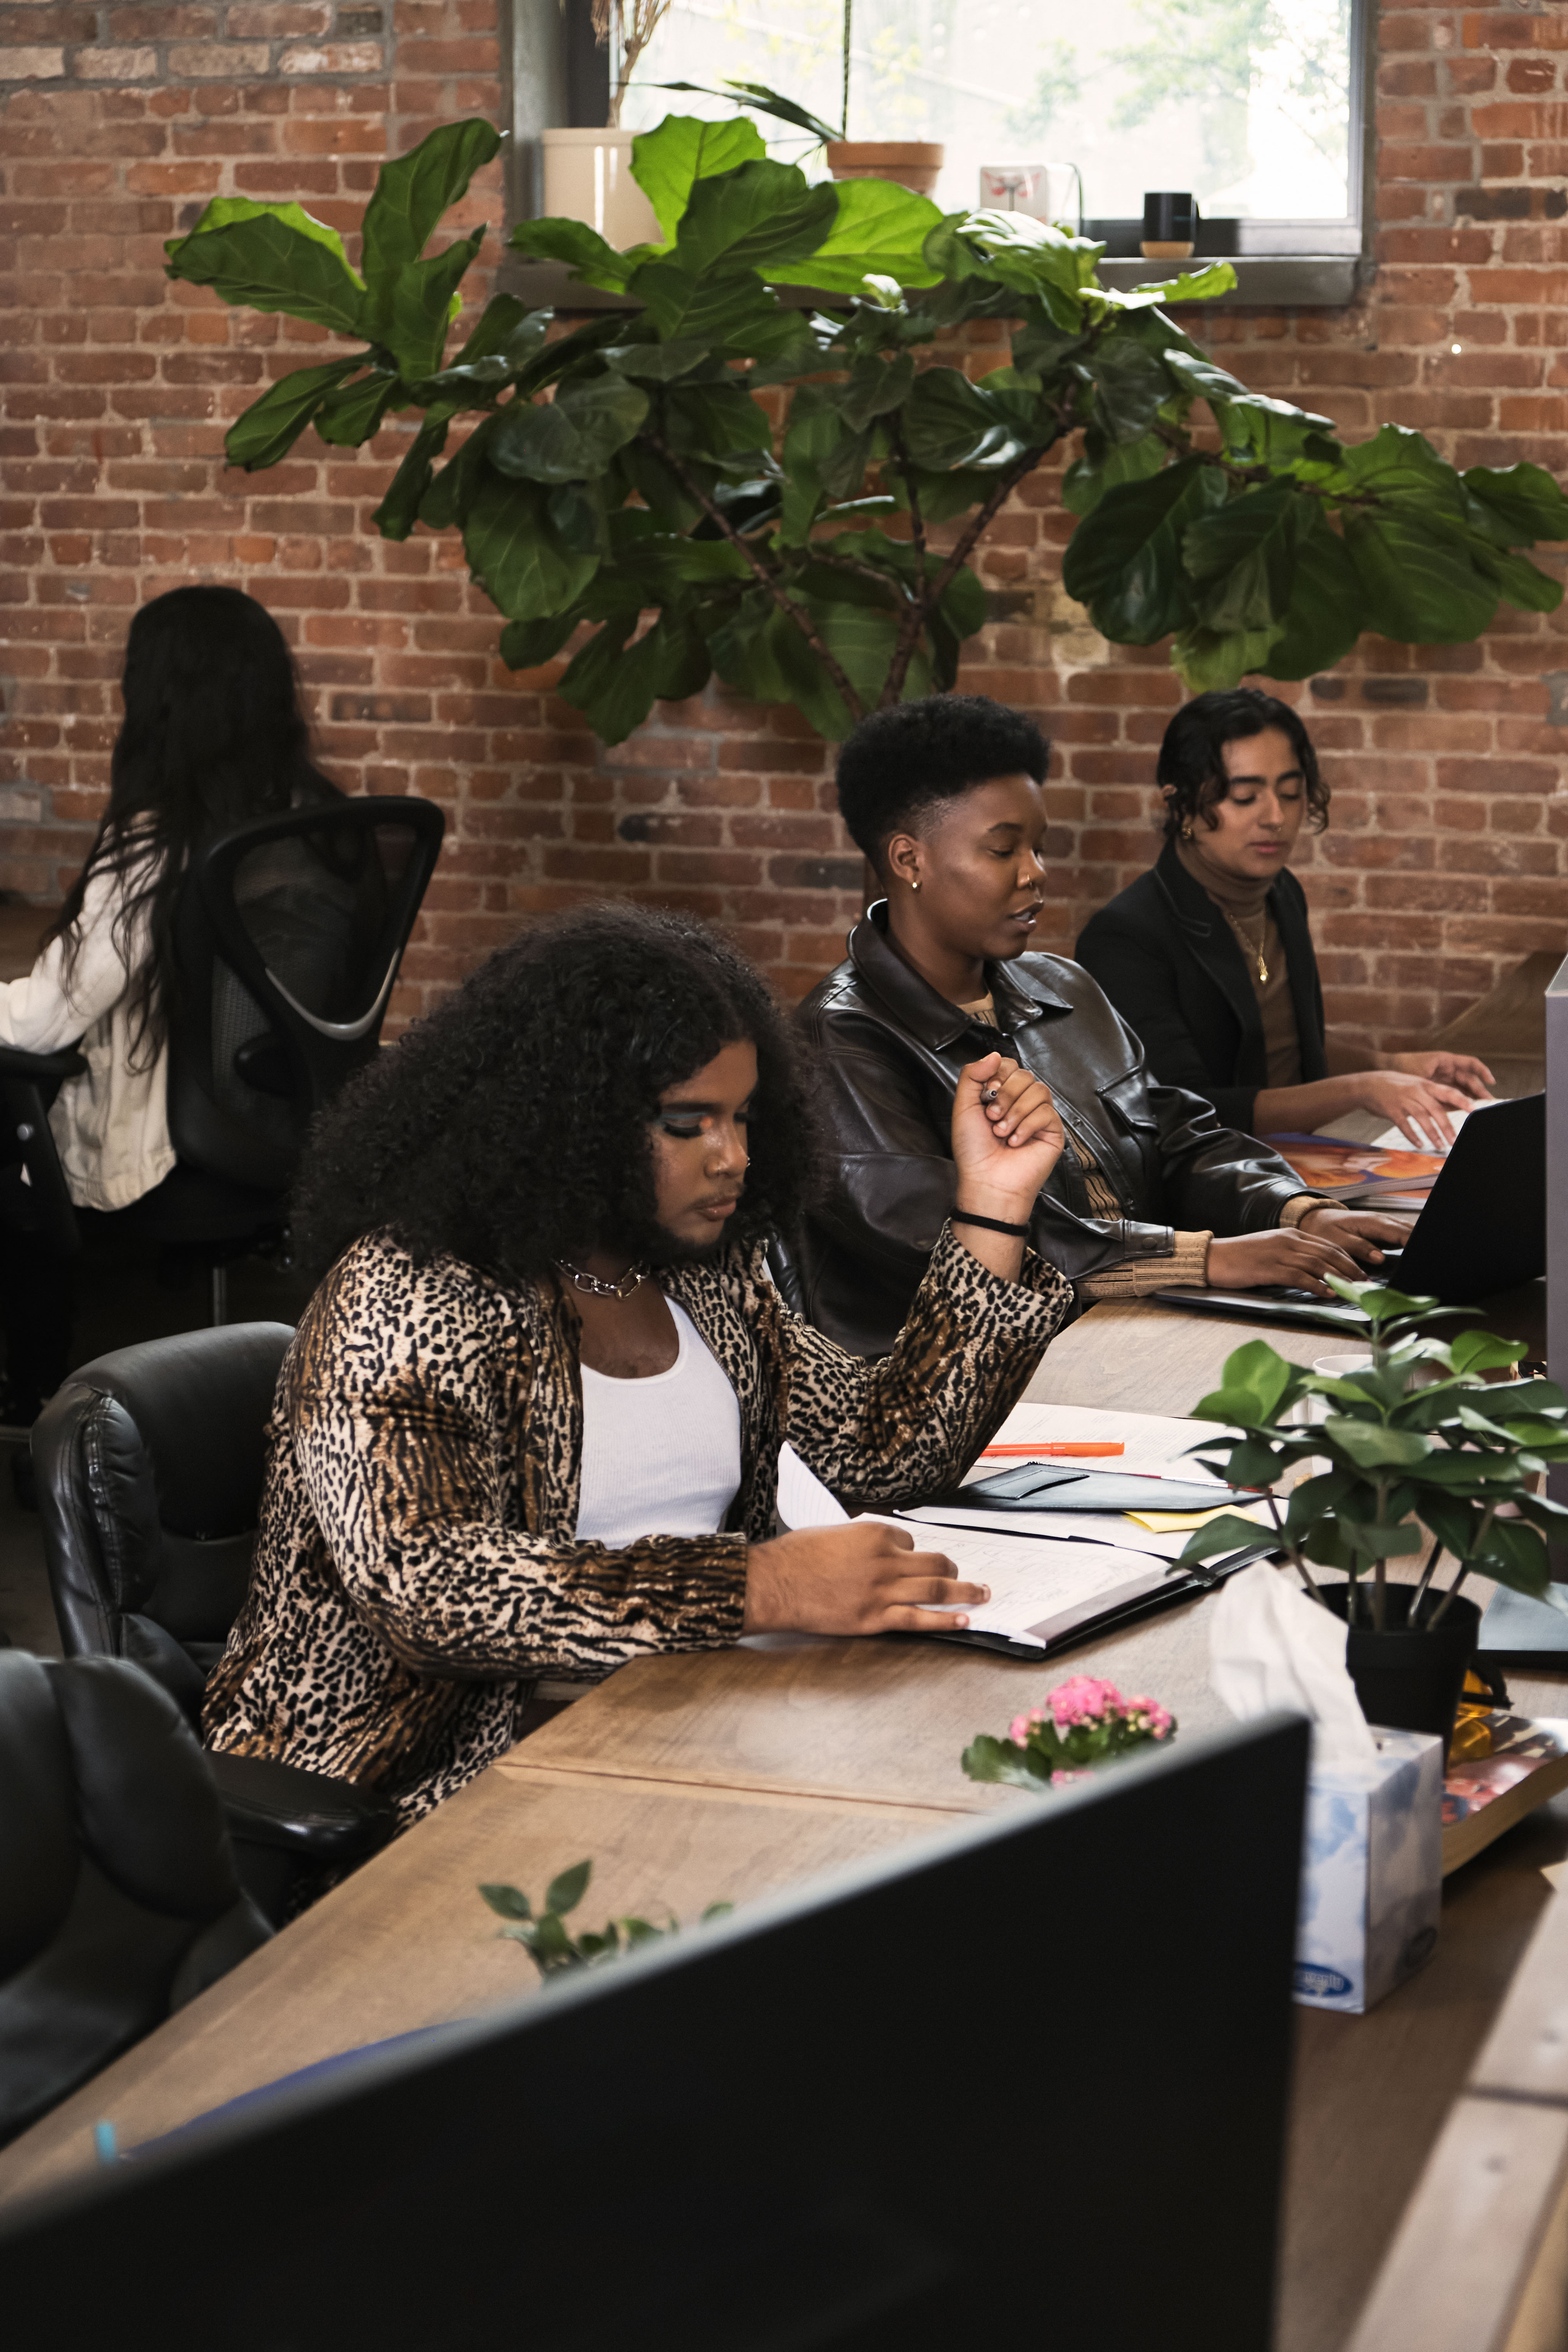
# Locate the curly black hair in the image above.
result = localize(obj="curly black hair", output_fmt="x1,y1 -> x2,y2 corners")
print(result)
293,903 -> 820,1283
1157,689 -> 1329,841
835,694 -> 1051,874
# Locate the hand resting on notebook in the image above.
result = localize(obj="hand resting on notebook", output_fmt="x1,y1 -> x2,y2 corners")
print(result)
744,1519 -> 983,1637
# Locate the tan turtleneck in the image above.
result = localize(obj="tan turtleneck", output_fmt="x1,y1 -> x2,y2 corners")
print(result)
1175,831 -> 1302,1090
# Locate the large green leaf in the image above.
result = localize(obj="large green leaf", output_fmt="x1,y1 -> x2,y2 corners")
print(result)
372,411 -> 451,540
360,119 -> 501,285
1061,429 -> 1164,518
1184,481 -> 1302,634
838,353 -> 916,431
1471,540 -> 1563,615
1342,507 -> 1499,643
1170,621 -> 1285,693
173,196 -> 364,282
1063,456 -> 1225,644
419,414 -> 497,530
499,610 -> 580,669
164,211 -> 368,337
662,379 -> 774,473
766,179 -> 945,294
507,216 -> 634,293
558,608 -> 713,744
902,368 -> 1035,471
630,113 -> 766,244
1263,503 -> 1366,677
382,228 -> 485,383
1337,421 -> 1466,507
623,255 -> 776,345
672,159 -> 838,280
489,374 -> 649,485
1463,460 -> 1568,546
1080,337 -> 1171,446
461,473 -> 600,620
410,298 -> 551,402
313,367 -> 400,447
224,357 -> 362,469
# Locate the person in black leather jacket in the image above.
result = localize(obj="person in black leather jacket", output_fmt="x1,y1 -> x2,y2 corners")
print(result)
786,695 -> 1411,1357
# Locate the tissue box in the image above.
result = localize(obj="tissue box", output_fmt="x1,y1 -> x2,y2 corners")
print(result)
1293,1728 -> 1443,2014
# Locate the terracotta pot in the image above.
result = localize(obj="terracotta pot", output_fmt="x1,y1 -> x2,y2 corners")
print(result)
541,128 -> 660,249
1322,1581 -> 1481,1751
825,141 -> 944,197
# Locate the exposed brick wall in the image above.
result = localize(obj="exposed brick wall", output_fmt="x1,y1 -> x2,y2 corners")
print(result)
2,0 -> 1565,1043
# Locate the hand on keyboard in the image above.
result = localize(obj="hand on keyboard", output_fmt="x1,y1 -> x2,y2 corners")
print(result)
1206,1227 -> 1376,1298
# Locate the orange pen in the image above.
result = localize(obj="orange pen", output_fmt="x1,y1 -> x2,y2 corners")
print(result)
980,1441 -> 1125,1458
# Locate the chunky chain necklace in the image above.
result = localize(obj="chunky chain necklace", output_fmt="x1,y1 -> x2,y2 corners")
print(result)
555,1257 -> 650,1301
1222,907 -> 1269,985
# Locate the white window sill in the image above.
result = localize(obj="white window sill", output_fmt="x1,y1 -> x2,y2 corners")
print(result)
500,252 -> 1365,316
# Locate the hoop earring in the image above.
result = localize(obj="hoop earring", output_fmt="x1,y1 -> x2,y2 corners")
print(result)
1180,821 -> 1193,840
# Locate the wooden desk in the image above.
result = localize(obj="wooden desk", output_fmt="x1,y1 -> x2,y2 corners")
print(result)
0,1766 -> 960,2213
4,1293 -> 1566,2352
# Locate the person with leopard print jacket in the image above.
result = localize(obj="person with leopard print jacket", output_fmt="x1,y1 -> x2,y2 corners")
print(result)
205,905 -> 1073,1830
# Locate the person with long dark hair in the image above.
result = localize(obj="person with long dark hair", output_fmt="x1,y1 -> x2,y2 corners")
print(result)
0,584 -> 339,1419
204,902 -> 1072,1831
1075,689 -> 1494,1144
787,694 -> 1412,1358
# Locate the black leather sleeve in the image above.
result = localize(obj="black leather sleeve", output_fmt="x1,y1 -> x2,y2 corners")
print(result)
1143,1078 -> 1303,1232
1076,908 -> 1260,1133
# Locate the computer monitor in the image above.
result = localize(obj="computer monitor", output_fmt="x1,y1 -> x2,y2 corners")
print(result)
0,1714 -> 1309,2351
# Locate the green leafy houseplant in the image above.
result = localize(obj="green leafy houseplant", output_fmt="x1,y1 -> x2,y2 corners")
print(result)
478,1858 -> 732,1980
1175,1281 -> 1568,1635
164,115 -> 1568,747
963,1675 -> 1177,1790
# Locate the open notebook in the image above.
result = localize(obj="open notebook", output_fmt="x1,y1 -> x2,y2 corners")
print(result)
777,1402 -> 1277,1660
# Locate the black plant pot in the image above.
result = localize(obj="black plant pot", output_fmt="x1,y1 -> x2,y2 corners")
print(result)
1322,1581 -> 1481,1749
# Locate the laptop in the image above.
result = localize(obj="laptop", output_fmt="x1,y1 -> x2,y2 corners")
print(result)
1152,1091 -> 1545,1335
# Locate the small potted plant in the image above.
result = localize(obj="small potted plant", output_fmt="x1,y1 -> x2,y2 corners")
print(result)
662,12 -> 945,197
1175,1280 -> 1568,1747
542,0 -> 671,246
963,1675 -> 1176,1790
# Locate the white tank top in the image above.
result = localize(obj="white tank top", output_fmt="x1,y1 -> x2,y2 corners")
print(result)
575,1296 -> 742,1548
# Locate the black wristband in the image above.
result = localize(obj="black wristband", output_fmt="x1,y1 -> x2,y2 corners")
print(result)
951,1208 -> 1029,1239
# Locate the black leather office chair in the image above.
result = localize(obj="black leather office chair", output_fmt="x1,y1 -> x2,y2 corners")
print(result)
0,1647 -> 273,2150
0,795 -> 443,1326
34,1322 -> 397,1923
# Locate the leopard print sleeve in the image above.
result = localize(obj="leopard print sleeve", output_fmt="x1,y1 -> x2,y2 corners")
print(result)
773,1221 -> 1073,1508
283,1239 -> 748,1683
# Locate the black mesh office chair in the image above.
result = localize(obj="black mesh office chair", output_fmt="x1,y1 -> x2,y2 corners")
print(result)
34,1322 -> 397,1924
0,795 -> 443,1327
0,1647 -> 274,2149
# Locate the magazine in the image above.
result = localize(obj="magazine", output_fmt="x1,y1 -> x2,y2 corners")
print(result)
1441,1714 -> 1568,1874
1258,1131 -> 1445,1201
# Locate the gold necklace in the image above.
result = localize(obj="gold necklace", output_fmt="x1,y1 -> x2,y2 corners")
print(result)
556,1258 -> 649,1301
1222,908 -> 1269,984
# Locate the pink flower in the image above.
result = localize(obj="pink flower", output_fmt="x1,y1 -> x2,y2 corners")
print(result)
1051,1768 -> 1089,1785
1125,1696 -> 1173,1739
1048,1675 -> 1123,1728
1008,1705 -> 1049,1746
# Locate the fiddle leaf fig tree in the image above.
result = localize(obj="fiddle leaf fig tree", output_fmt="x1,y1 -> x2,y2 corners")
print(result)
164,114 -> 1568,746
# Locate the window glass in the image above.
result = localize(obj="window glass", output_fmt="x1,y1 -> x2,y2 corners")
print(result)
623,0 -> 1355,224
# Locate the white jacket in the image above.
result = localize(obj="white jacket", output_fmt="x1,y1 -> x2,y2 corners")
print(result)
0,854 -> 174,1213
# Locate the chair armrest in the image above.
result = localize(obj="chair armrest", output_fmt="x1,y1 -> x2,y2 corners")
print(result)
0,1044 -> 87,1083
206,1750 -> 398,1867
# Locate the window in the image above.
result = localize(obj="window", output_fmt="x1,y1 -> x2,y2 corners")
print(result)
620,0 -> 1369,254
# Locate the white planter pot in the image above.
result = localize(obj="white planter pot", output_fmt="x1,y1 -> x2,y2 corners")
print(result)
541,128 -> 661,249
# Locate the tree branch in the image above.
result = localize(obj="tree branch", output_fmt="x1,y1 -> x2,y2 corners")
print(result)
881,441 -> 1052,708
639,422 -> 866,725
886,418 -> 926,569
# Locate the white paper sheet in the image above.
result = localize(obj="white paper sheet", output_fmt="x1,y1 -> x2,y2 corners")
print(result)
874,1516 -> 1175,1647
900,1501 -> 1251,1561
970,1400 -> 1234,1483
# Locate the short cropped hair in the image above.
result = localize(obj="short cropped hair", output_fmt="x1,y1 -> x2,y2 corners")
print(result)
293,903 -> 819,1282
835,695 -> 1051,872
1157,689 -> 1329,841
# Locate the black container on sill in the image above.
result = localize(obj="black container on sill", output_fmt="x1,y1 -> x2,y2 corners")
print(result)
1142,190 -> 1197,245
1322,1580 -> 1481,1749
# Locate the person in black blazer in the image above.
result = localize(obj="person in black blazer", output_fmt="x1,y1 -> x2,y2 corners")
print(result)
1075,690 -> 1494,1147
